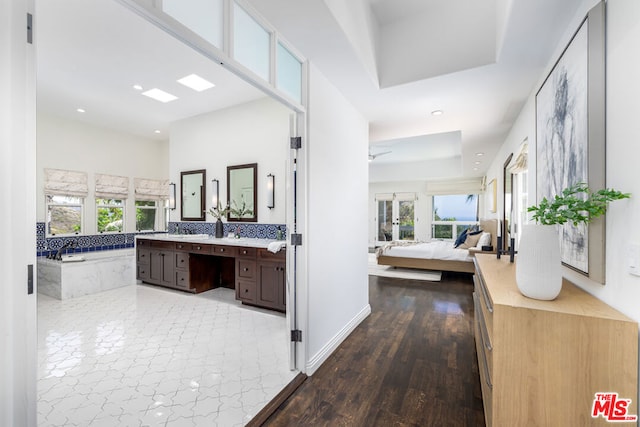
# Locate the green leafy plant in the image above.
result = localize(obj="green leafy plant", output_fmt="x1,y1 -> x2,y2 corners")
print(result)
229,198 -> 253,218
207,201 -> 230,220
528,183 -> 630,226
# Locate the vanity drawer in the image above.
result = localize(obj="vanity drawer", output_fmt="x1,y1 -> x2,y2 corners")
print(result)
137,249 -> 150,265
136,239 -> 150,248
151,240 -> 174,249
236,279 -> 256,303
137,264 -> 149,281
190,243 -> 211,254
212,245 -> 236,257
175,252 -> 189,270
237,247 -> 257,258
258,248 -> 286,261
237,260 -> 256,280
174,242 -> 189,252
175,270 -> 190,290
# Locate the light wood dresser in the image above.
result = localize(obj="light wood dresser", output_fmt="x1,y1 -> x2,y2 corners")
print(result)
473,254 -> 638,426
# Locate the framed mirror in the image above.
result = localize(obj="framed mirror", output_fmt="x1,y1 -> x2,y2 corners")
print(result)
503,153 -> 514,252
181,169 -> 206,221
227,163 -> 257,222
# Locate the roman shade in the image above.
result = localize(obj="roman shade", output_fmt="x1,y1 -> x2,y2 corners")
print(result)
95,173 -> 129,199
134,178 -> 170,201
44,168 -> 88,197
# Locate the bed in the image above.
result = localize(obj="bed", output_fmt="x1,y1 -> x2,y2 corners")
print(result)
376,219 -> 498,274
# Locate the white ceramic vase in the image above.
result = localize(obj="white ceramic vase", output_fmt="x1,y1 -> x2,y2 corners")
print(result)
515,224 -> 562,300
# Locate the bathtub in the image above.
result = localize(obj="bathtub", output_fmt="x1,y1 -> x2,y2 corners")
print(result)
37,249 -> 136,299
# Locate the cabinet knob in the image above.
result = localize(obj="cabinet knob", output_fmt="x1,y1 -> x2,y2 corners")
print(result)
242,250 -> 247,254
243,267 -> 249,272
245,289 -> 249,293
196,246 -> 201,250
220,248 -> 225,252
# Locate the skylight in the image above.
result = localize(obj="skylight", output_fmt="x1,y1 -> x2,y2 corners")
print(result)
142,88 -> 178,103
177,74 -> 215,92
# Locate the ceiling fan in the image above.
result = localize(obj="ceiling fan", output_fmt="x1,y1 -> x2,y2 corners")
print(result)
368,149 -> 391,162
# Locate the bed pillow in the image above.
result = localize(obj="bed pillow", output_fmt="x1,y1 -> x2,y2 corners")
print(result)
460,232 -> 483,249
475,232 -> 491,249
454,229 -> 468,248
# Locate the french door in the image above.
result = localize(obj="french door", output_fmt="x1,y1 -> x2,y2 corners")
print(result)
376,193 -> 416,245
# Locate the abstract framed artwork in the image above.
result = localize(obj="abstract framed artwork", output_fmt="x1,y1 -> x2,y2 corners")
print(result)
535,1 -> 606,283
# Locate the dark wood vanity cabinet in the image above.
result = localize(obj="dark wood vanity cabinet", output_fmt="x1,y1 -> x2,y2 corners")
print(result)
136,238 -> 286,311
256,250 -> 286,311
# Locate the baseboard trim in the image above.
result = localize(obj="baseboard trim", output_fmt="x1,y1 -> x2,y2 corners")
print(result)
305,303 -> 371,375
245,372 -> 307,426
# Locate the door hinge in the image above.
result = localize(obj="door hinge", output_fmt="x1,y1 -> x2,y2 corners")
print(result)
291,233 -> 302,246
290,136 -> 302,149
291,329 -> 302,342
27,13 -> 33,44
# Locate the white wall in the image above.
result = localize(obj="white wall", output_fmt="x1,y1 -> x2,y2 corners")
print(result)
36,113 -> 169,233
168,97 -> 290,225
305,64 -> 370,373
0,0 -> 36,423
484,0 -> 640,399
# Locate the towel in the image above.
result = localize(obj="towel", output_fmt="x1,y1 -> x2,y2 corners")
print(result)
267,241 -> 286,253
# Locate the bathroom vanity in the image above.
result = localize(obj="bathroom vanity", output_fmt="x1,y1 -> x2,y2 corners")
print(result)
136,235 -> 286,311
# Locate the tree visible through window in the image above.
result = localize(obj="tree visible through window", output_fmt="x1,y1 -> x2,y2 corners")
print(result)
97,199 -> 124,233
136,200 -> 157,231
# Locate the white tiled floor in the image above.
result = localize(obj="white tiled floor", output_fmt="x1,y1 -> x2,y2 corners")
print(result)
37,284 -> 297,426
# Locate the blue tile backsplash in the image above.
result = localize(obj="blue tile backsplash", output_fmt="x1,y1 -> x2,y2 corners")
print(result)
36,222 -> 286,257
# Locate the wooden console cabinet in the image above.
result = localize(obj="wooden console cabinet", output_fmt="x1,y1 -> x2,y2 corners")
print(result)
136,237 -> 286,311
473,254 -> 637,426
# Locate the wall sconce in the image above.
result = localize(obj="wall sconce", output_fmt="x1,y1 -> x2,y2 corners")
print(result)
211,178 -> 219,207
168,182 -> 176,210
267,174 -> 275,209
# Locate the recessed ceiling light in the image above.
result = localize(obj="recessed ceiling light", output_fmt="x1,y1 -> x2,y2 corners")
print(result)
473,167 -> 479,171
76,108 -> 85,113
475,152 -> 484,157
431,110 -> 443,116
177,74 -> 215,92
154,130 -> 161,134
133,84 -> 143,91
474,161 -> 481,165
142,88 -> 178,103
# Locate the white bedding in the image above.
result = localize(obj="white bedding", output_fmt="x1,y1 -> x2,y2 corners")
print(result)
378,240 -> 474,262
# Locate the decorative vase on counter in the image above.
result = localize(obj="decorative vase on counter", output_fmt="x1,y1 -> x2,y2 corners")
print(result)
515,224 -> 562,300
215,219 -> 224,238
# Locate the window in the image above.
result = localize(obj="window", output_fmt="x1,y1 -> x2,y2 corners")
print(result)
97,199 -> 124,233
46,195 -> 83,236
432,194 -> 478,239
136,200 -> 157,231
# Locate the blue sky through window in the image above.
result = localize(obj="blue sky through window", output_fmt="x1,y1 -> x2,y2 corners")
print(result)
433,195 -> 478,221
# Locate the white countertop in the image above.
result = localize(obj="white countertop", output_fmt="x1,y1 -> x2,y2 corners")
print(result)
136,234 -> 285,249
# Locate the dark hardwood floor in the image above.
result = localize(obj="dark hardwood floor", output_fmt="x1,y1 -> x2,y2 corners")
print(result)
263,272 -> 485,427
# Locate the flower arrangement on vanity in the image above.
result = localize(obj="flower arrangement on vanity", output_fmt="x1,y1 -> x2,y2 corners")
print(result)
208,201 -> 230,238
